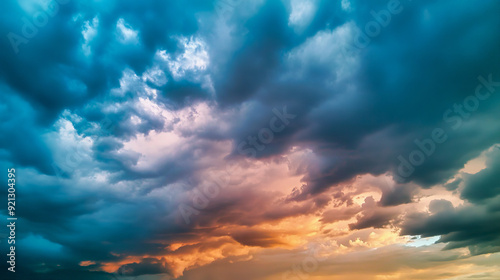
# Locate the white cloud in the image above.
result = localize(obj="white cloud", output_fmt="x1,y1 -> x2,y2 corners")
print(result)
82,16 -> 99,55
286,22 -> 359,82
164,37 -> 210,80
116,18 -> 139,43
288,0 -> 318,32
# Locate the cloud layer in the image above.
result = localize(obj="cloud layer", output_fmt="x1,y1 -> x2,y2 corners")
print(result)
1,0 -> 500,279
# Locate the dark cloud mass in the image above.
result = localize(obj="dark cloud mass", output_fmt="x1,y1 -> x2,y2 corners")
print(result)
402,147 -> 500,255
1,0 -> 500,279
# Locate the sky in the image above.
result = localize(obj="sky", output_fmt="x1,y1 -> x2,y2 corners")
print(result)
1,0 -> 500,279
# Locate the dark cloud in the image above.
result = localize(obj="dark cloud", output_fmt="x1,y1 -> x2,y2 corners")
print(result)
117,258 -> 173,277
461,148 -> 500,202
402,148 -> 500,255
428,199 -> 454,214
349,197 -> 400,230
402,199 -> 500,255
379,183 -> 418,207
231,229 -> 286,248
278,0 -> 500,196
4,269 -> 116,280
0,90 -> 55,174
212,0 -> 293,105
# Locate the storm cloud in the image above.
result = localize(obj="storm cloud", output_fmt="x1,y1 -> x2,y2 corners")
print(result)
1,0 -> 500,279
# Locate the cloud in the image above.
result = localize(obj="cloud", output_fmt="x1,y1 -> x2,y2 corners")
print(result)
461,147 -> 500,202
349,196 -> 400,230
379,183 -> 418,206
1,0 -> 500,279
117,258 -> 173,277
401,147 -> 500,256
